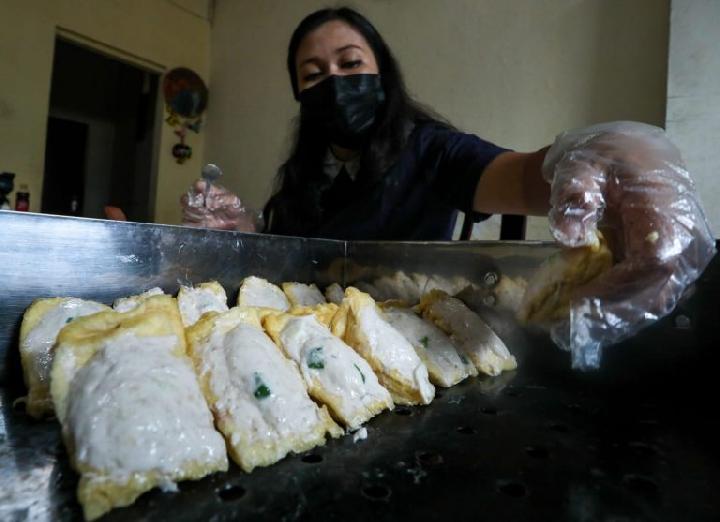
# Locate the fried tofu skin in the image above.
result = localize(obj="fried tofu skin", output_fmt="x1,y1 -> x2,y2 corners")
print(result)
282,282 -> 327,307
19,297 -> 109,418
419,290 -> 516,377
237,276 -> 290,311
178,281 -> 229,327
380,302 -> 472,387
264,310 -> 393,430
331,288 -> 434,405
518,238 -> 613,325
51,296 -> 227,521
186,307 -> 341,472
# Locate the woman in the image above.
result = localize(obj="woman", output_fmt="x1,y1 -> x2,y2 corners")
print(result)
262,7 -> 550,240
183,7 -> 714,365
186,8 -> 549,240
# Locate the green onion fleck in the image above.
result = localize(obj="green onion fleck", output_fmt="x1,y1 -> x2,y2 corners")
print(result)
65,317 -> 74,324
253,373 -> 271,399
307,346 -> 325,370
460,354 -> 469,364
353,363 -> 366,384
419,336 -> 429,349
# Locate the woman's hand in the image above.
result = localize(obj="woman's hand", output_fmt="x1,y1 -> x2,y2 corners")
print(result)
543,121 -> 715,368
180,180 -> 259,232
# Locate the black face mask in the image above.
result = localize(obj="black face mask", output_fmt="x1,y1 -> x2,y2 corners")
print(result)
299,74 -> 385,150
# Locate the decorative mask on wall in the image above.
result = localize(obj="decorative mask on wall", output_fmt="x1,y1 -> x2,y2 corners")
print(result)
163,67 -> 209,164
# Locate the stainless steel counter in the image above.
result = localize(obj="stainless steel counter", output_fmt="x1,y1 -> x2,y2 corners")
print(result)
1,211 -> 718,521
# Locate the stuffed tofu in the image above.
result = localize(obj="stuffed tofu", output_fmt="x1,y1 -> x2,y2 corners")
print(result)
112,287 -> 165,313
518,237 -> 613,325
373,271 -> 423,304
263,310 -> 393,430
177,281 -> 229,327
419,290 -> 517,377
324,283 -> 345,305
380,302 -> 474,387
51,295 -> 227,521
282,282 -> 327,307
331,288 -> 435,405
19,297 -> 110,418
237,276 -> 290,311
186,307 -> 341,472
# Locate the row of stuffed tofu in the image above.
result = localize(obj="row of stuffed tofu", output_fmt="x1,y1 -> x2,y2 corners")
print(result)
18,276 -> 517,520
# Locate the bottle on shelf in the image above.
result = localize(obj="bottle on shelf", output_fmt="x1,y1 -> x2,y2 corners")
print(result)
15,184 -> 29,212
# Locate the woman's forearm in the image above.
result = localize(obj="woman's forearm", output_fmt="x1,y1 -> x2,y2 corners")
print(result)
473,148 -> 550,217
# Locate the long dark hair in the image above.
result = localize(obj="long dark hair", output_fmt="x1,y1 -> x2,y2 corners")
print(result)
265,7 -> 446,235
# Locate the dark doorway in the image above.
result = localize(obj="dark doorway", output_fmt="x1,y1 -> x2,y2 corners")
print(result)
42,118 -> 88,216
42,38 -> 159,221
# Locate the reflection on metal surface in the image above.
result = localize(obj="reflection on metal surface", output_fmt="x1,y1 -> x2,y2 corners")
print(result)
0,211 -> 345,385
483,271 -> 499,287
1,211 -> 719,521
0,389 -> 71,522
344,240 -> 555,307
476,371 -> 517,396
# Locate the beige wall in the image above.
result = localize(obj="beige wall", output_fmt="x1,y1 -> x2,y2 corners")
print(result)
0,0 -> 210,223
0,1 -> 670,233
205,0 -> 669,239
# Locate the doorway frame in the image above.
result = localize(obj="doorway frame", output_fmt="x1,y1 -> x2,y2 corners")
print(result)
52,26 -> 166,221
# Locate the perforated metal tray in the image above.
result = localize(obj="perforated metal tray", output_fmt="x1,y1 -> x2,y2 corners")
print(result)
1,212 -> 718,521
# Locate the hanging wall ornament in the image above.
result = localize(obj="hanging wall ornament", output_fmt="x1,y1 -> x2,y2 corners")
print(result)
172,128 -> 192,164
163,67 -> 208,164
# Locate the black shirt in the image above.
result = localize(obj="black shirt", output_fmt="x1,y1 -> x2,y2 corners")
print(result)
269,122 -> 509,240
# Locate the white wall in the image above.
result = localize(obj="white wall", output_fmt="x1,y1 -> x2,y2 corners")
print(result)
666,0 -> 720,236
205,0 -> 670,239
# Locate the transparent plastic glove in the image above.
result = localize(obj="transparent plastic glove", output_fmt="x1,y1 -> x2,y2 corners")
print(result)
543,121 -> 716,369
180,179 -> 261,232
